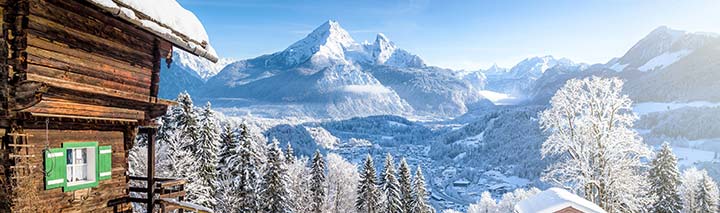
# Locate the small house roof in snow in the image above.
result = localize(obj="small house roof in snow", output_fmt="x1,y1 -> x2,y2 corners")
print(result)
87,0 -> 219,62
515,188 -> 606,213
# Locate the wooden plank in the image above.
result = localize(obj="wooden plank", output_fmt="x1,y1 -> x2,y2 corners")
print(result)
157,179 -> 187,188
27,15 -> 153,68
27,34 -> 152,80
29,0 -> 154,52
26,98 -> 145,120
27,64 -> 150,95
26,73 -> 151,103
158,191 -> 186,199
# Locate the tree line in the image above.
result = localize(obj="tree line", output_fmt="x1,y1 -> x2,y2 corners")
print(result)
129,92 -> 436,213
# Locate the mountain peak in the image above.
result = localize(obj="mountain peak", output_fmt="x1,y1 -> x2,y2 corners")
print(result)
280,20 -> 355,66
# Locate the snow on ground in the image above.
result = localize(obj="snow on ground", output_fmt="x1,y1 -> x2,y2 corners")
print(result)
516,188 -> 607,213
638,49 -> 692,72
671,146 -> 715,167
608,63 -> 628,72
478,90 -> 521,105
633,101 -> 720,116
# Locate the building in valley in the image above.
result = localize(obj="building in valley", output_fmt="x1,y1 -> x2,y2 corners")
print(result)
0,0 -> 217,212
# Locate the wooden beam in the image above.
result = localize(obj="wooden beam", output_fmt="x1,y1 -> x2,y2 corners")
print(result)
145,127 -> 157,212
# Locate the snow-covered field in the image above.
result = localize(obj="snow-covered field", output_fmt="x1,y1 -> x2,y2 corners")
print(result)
671,146 -> 716,167
478,90 -> 521,105
633,101 -> 720,116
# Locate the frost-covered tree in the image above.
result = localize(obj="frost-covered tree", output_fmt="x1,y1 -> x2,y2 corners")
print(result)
288,156 -> 313,213
191,102 -> 221,207
496,187 -> 540,212
261,139 -> 292,213
234,124 -> 263,212
681,168 -> 719,213
215,123 -> 240,212
539,76 -> 652,212
381,154 -> 402,213
325,153 -> 359,213
285,143 -> 296,164
398,158 -> 414,213
412,166 -> 434,213
310,150 -> 326,213
218,123 -> 239,172
467,191 -> 497,213
649,142 -> 682,213
695,177 -> 718,213
357,154 -> 381,213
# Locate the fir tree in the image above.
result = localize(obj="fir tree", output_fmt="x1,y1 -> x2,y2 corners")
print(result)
649,142 -> 682,213
286,143 -> 296,164
217,123 -> 239,174
696,177 -> 718,213
174,91 -> 200,153
310,150 -> 326,213
381,153 -> 402,213
357,154 -> 381,213
262,139 -> 292,213
412,166 -> 434,213
235,124 -> 262,212
191,102 -> 221,207
398,158 -> 414,213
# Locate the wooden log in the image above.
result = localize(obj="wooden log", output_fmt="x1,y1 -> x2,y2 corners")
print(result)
26,98 -> 146,120
12,80 -> 47,111
27,14 -> 153,68
26,73 -> 151,103
27,34 -> 152,80
27,64 -> 150,95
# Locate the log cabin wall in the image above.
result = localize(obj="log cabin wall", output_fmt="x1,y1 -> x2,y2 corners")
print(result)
21,0 -> 171,121
9,126 -> 134,212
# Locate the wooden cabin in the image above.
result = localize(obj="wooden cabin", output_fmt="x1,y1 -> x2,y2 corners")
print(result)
0,0 -> 217,212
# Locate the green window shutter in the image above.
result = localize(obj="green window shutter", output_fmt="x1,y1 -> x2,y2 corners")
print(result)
98,146 -> 112,181
44,148 -> 66,190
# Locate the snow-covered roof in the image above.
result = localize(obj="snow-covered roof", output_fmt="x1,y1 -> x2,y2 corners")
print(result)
515,188 -> 606,213
87,0 -> 218,62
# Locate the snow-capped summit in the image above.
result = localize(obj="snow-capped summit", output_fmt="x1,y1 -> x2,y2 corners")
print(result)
509,55 -> 575,79
280,20 -> 356,66
608,26 -> 717,72
372,33 -> 397,64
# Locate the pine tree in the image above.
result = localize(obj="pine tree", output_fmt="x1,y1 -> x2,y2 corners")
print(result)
286,143 -> 296,164
649,142 -> 682,213
174,91 -> 200,153
696,177 -> 718,213
262,139 -> 292,213
357,154 -> 381,213
398,158 -> 414,213
412,166 -> 434,213
234,124 -> 262,212
310,150 -> 326,213
381,153 -> 402,213
192,102 -> 221,207
218,123 -> 238,171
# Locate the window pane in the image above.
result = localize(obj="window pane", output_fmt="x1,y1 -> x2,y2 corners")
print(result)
66,149 -> 73,165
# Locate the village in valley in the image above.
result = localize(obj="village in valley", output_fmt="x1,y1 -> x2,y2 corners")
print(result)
1,0 -> 719,213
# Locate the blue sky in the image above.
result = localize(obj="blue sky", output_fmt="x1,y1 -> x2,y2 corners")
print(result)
178,0 -> 720,70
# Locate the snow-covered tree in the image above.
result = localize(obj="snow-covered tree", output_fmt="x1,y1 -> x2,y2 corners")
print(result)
381,154 -> 402,213
467,191 -> 497,213
310,150 -> 326,213
218,123 -> 239,173
288,156 -> 313,213
325,153 -> 359,213
398,158 -> 414,213
695,177 -> 719,213
357,154 -> 381,213
681,168 -> 719,213
285,143 -> 296,164
496,188 -> 540,212
190,102 -> 221,207
234,124 -> 263,212
261,139 -> 292,213
412,166 -> 434,213
215,123 -> 240,212
539,76 -> 652,212
441,209 -> 462,213
649,142 -> 682,213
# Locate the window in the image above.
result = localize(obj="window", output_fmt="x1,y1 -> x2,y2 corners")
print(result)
44,142 -> 112,191
66,147 -> 96,186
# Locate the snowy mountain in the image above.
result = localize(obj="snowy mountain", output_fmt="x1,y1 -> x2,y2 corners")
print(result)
159,49 -> 234,98
173,49 -> 235,80
608,26 -> 717,72
483,55 -> 580,98
198,20 -> 484,118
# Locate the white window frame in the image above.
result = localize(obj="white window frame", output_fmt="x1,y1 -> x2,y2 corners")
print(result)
65,147 -> 96,187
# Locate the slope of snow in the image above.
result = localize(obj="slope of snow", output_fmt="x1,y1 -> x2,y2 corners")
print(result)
174,49 -> 234,79
515,188 -> 607,213
608,63 -> 628,72
632,101 -> 720,116
637,49 -> 692,71
672,146 -> 715,167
